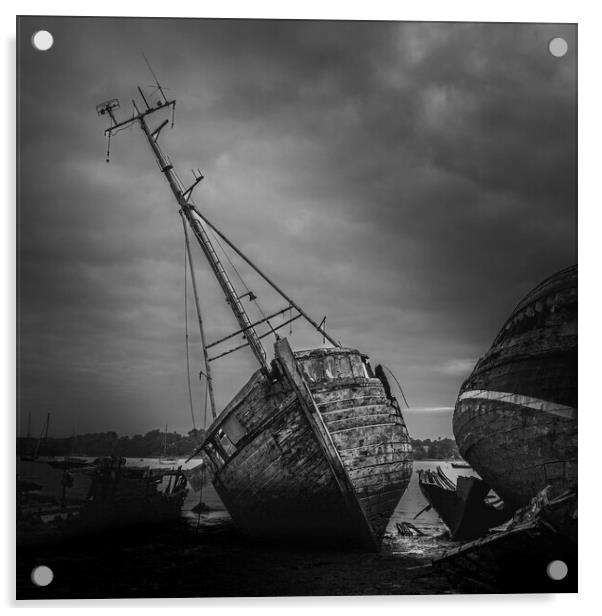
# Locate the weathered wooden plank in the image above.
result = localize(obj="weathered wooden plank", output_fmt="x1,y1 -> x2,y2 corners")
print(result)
330,423 -> 400,450
215,393 -> 346,532
275,338 -> 379,551
313,385 -> 386,406
330,420 -> 398,435
352,467 -> 412,491
359,488 -> 407,510
318,397 -> 388,415
347,459 -> 412,480
323,412 -> 396,431
338,440 -> 411,456
355,477 -> 411,498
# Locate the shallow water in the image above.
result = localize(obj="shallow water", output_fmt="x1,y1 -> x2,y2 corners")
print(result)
384,460 -> 479,557
389,460 -> 479,532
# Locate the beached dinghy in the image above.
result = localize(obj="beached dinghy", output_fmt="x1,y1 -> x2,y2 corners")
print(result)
417,467 -> 511,541
97,79 -> 413,550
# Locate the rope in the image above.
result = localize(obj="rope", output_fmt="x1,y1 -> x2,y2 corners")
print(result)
106,118 -> 136,161
181,213 -> 218,418
383,365 -> 410,408
203,375 -> 209,430
183,230 -> 198,434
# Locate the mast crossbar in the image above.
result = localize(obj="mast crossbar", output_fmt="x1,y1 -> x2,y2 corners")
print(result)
206,305 -> 296,349
208,313 -> 302,363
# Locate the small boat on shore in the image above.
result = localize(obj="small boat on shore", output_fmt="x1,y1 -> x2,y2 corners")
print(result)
453,265 -> 577,509
159,424 -> 178,465
451,462 -> 471,469
45,457 -> 91,470
77,458 -> 188,531
17,457 -> 188,546
417,466 -> 511,541
19,412 -> 51,462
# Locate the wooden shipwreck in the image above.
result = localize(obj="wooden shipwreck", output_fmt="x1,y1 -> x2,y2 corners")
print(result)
453,265 -> 577,509
198,340 -> 412,549
97,77 -> 413,550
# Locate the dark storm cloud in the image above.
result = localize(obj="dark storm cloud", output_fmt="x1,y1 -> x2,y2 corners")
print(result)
17,18 -> 576,439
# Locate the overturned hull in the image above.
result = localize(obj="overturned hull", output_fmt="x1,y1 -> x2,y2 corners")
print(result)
199,340 -> 413,550
453,265 -> 577,508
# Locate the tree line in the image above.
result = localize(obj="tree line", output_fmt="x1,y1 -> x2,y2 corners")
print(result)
16,428 -> 206,459
410,437 -> 460,460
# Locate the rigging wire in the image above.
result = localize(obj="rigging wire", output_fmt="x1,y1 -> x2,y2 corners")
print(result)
382,365 -> 411,408
207,224 -> 252,296
104,118 -> 135,162
187,204 -> 339,348
203,374 -> 209,431
183,239 -> 199,437
181,211 -> 218,419
206,223 -> 279,339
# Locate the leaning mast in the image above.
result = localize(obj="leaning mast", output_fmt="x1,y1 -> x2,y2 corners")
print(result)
97,89 -> 270,375
97,71 -> 341,386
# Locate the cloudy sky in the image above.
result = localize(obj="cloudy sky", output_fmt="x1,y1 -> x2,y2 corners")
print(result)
17,18 -> 576,439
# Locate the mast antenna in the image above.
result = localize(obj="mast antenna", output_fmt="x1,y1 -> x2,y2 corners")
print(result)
142,53 -> 175,128
143,53 -> 169,105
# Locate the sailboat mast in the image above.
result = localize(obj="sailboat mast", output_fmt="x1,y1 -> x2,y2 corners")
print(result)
133,102 -> 269,374
98,79 -> 341,376
33,412 -> 50,459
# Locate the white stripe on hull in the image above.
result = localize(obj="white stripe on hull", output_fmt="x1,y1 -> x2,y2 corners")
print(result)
458,389 -> 576,419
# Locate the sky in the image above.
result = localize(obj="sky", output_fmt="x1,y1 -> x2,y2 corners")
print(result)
17,18 -> 576,439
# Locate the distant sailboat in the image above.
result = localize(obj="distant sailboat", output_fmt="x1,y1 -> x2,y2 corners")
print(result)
20,412 -> 50,462
159,424 -> 178,465
45,430 -> 90,470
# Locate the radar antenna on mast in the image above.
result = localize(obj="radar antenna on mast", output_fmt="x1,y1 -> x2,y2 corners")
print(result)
96,98 -> 121,162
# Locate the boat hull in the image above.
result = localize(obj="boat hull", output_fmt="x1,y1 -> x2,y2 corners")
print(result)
453,265 -> 577,508
199,344 -> 412,549
418,468 -> 511,541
